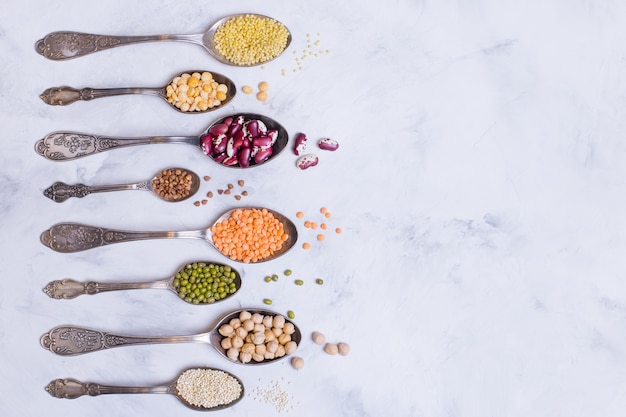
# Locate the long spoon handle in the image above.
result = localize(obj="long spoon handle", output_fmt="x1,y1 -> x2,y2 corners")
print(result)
35,31 -> 198,60
45,378 -> 171,398
43,181 -> 149,202
40,223 -> 207,253
35,131 -> 199,161
40,326 -> 207,356
43,278 -> 171,299
39,86 -> 163,106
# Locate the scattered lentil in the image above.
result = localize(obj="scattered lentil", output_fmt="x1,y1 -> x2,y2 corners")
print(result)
296,211 -> 304,219
317,234 -> 325,241
203,175 -> 211,181
194,201 -> 201,207
302,242 -> 311,250
320,223 -> 327,230
213,14 -> 290,66
176,368 -> 242,409
335,227 -> 343,234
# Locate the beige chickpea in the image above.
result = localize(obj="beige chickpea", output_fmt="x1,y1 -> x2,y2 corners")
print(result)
324,343 -> 339,355
255,344 -> 267,355
235,326 -> 248,339
284,341 -> 298,355
242,343 -> 256,354
227,347 -> 239,361
272,327 -> 283,337
252,331 -> 265,345
252,353 -> 265,362
275,345 -> 286,357
220,337 -> 232,350
262,315 -> 273,328
239,310 -> 252,321
338,342 -> 351,356
283,322 -> 295,335
240,352 -> 252,363
251,313 -> 263,323
231,336 -> 244,349
229,318 -> 242,329
218,324 -> 234,337
291,356 -> 304,370
311,331 -> 326,345
242,319 -> 255,332
254,323 -> 266,333
266,340 -> 279,353
245,334 -> 253,343
272,315 -> 286,329
278,333 -> 291,345
264,329 -> 276,342
264,350 -> 275,360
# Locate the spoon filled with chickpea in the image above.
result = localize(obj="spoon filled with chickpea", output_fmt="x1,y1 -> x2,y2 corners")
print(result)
45,367 -> 245,411
40,70 -> 236,113
35,112 -> 289,168
36,13 -> 291,66
43,167 -> 201,203
40,207 -> 298,263
41,308 -> 302,366
43,261 -> 241,305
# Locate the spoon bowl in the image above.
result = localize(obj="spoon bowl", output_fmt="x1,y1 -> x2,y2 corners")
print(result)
35,113 -> 289,167
36,13 -> 292,66
40,308 -> 302,365
40,206 -> 299,262
39,70 -> 236,113
43,260 -> 242,305
45,366 -> 244,411
44,167 -> 201,203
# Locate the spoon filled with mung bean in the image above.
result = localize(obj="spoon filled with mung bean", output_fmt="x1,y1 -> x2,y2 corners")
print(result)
40,207 -> 298,263
43,167 -> 201,203
43,261 -> 241,305
36,13 -> 291,66
35,113 -> 289,168
41,308 -> 302,364
45,367 -> 244,411
39,70 -> 236,113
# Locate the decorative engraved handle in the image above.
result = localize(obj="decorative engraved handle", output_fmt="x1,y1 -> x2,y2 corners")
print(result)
40,326 -> 207,355
35,131 -> 199,161
44,181 -> 149,202
40,86 -> 163,106
35,31 -> 196,60
40,222 -> 207,253
43,278 -> 171,299
45,378 -> 171,398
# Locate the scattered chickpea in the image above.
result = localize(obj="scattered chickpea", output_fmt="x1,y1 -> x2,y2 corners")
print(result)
324,343 -> 339,355
291,357 -> 304,370
311,332 -> 325,345
256,91 -> 268,102
337,342 -> 351,356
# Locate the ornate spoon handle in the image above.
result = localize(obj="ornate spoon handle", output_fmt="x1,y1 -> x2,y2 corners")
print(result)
35,131 -> 199,161
40,86 -> 163,106
43,181 -> 149,203
45,378 -> 171,398
40,223 -> 207,253
43,278 -> 171,299
35,31 -> 199,60
40,326 -> 208,355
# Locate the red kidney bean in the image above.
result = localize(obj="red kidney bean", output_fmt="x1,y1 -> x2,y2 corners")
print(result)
254,147 -> 273,163
223,117 -> 233,126
318,137 -> 339,151
296,154 -> 319,170
253,135 -> 273,148
209,123 -> 229,136
214,153 -> 227,163
293,132 -> 307,155
201,133 -> 213,155
238,147 -> 251,167
244,119 -> 259,138
222,156 -> 239,166
213,134 -> 227,154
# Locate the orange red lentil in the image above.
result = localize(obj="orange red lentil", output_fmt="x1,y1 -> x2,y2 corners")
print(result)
211,208 -> 289,263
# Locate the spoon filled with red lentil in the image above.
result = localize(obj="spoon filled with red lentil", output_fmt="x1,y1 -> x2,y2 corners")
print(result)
43,167 -> 201,203
36,13 -> 291,66
40,207 -> 298,263
45,367 -> 244,411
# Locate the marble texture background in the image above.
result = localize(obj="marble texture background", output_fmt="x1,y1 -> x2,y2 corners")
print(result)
2,0 -> 626,416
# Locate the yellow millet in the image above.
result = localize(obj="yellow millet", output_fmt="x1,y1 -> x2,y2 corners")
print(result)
213,14 -> 290,66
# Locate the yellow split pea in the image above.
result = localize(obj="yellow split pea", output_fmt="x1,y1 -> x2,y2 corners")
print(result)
165,72 -> 228,112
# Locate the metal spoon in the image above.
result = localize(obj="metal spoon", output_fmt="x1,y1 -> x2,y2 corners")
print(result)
42,260 -> 241,304
39,70 -> 236,112
35,13 -> 291,65
40,308 -> 302,365
34,113 -> 289,168
39,207 -> 298,263
43,167 -> 201,203
45,366 -> 244,411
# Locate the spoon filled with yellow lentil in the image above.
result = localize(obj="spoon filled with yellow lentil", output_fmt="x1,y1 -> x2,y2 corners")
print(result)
44,167 -> 201,203
40,70 -> 236,113
36,13 -> 291,66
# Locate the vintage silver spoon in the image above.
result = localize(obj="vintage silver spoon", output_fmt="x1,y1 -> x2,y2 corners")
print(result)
34,113 -> 289,168
35,13 -> 292,66
39,70 -> 236,112
45,366 -> 244,411
40,207 -> 298,263
43,260 -> 241,305
40,308 -> 302,366
44,167 -> 201,203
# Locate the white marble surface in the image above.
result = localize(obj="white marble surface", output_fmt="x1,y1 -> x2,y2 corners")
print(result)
2,0 -> 626,415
